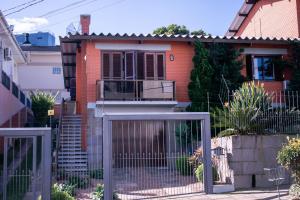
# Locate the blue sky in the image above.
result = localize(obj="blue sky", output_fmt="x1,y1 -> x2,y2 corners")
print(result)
2,0 -> 244,44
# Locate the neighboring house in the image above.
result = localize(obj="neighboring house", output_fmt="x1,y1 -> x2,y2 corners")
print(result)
15,32 -> 55,46
226,0 -> 300,38
16,33 -> 70,118
58,15 -> 296,171
17,45 -> 70,104
0,11 -> 32,128
226,0 -> 300,91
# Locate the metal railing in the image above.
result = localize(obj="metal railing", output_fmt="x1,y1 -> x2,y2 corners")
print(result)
96,79 -> 176,101
1,70 -> 32,108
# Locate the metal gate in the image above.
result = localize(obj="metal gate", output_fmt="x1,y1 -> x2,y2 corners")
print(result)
0,128 -> 51,200
103,113 -> 213,200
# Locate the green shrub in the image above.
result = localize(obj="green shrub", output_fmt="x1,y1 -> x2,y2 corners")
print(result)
218,129 -> 237,137
30,91 -> 56,126
195,164 -> 218,183
56,183 -> 76,197
68,176 -> 89,189
289,184 -> 300,198
176,156 -> 193,176
214,82 -> 273,135
89,169 -> 103,179
52,183 -> 75,200
277,138 -> 300,184
92,184 -> 119,200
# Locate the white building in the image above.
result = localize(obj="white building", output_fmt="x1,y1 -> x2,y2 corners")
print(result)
17,45 -> 70,104
0,11 -> 30,127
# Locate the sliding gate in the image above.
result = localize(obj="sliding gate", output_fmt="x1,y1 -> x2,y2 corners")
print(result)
0,128 -> 51,200
103,113 -> 213,200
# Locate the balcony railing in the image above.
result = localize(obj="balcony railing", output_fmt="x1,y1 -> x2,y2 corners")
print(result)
96,80 -> 176,101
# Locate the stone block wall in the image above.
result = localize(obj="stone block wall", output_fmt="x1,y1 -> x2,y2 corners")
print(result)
212,135 -> 292,189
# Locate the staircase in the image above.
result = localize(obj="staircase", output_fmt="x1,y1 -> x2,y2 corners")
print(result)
57,115 -> 88,173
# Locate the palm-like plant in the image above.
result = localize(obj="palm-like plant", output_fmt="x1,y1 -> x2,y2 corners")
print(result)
214,82 -> 273,135
30,91 -> 56,126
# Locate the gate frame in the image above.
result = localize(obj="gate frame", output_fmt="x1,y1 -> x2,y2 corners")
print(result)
103,112 -> 213,200
0,128 -> 51,200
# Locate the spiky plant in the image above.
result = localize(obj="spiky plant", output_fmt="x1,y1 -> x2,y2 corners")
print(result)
214,82 -> 273,135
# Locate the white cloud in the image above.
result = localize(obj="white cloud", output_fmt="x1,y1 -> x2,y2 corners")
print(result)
7,17 -> 48,33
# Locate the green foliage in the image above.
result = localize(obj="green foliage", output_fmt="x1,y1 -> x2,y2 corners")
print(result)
288,41 -> 300,91
175,123 -> 191,149
208,43 -> 244,96
30,91 -> 55,126
289,184 -> 300,198
52,183 -> 75,200
91,184 -> 119,200
218,129 -> 237,137
195,164 -> 218,183
175,156 -> 193,176
55,183 -> 76,197
153,24 -> 209,36
68,176 -> 89,189
188,41 -> 244,112
214,82 -> 273,135
188,41 -> 214,112
153,24 -> 189,35
191,29 -> 209,36
89,169 -> 103,179
277,138 -> 300,184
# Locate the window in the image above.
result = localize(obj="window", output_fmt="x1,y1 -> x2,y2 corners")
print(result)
52,67 -> 61,74
101,51 -> 165,80
253,57 -> 274,80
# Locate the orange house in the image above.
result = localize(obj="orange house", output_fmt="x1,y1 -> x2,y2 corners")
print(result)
58,15 -> 297,169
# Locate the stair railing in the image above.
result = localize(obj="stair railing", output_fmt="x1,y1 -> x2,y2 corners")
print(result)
55,98 -> 64,170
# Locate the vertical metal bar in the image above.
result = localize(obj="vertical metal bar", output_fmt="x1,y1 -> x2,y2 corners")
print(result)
3,137 -> 8,200
103,116 -> 113,200
32,136 -> 37,200
43,130 -> 51,200
202,115 -> 213,194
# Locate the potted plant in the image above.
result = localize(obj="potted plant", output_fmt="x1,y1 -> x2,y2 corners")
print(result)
277,138 -> 300,199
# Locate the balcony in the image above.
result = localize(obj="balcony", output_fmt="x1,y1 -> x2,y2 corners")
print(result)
96,80 -> 176,101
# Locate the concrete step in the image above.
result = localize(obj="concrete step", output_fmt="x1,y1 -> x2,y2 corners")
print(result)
58,151 -> 87,156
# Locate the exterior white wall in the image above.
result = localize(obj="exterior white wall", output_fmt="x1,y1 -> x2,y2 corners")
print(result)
17,51 -> 70,103
0,83 -> 25,125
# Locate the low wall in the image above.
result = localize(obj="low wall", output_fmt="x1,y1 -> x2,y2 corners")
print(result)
212,135 -> 292,189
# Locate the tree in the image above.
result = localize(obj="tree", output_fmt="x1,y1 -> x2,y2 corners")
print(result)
187,41 -> 244,112
187,41 -> 214,112
288,41 -> 300,91
153,24 -> 189,35
30,91 -> 55,126
208,43 -> 244,107
191,29 -> 209,36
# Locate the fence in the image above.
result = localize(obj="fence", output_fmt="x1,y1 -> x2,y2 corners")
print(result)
0,128 -> 51,200
103,113 -> 213,200
210,90 -> 300,136
51,112 -> 213,200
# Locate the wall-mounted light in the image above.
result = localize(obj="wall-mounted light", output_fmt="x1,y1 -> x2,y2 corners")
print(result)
170,54 -> 175,61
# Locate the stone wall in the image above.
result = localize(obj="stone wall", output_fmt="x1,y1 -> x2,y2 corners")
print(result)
212,135 -> 292,189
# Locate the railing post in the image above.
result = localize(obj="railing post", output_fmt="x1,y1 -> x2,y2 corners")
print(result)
43,129 -> 52,200
103,116 -> 113,200
202,114 -> 213,194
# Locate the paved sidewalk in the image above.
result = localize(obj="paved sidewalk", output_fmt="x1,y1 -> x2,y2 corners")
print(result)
162,187 -> 290,200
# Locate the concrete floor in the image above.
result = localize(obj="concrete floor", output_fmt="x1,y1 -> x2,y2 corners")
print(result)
162,187 -> 290,200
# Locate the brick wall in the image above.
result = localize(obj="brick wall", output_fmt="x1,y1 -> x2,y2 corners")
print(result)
237,0 -> 300,38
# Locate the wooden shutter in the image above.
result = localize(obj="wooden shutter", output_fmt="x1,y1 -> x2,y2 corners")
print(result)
137,52 -> 144,79
112,53 -> 122,79
125,52 -> 134,79
156,53 -> 164,80
103,53 -> 110,79
274,57 -> 284,81
246,55 -> 253,80
145,53 -> 155,80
